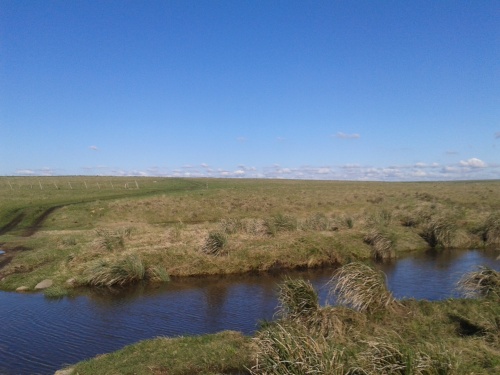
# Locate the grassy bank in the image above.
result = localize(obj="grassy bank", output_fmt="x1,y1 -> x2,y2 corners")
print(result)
63,265 -> 500,375
1,177 -> 500,295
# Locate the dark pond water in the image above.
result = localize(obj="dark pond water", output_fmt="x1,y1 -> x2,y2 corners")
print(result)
0,249 -> 498,375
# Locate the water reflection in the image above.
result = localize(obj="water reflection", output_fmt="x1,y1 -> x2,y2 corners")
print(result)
0,249 -> 498,375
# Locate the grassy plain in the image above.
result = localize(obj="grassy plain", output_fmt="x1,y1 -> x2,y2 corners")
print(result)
1,177 -> 499,374
1,177 -> 500,295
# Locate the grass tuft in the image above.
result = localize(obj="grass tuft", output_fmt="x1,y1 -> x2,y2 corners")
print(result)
202,231 -> 228,256
250,323 -> 345,375
265,213 -> 297,235
328,262 -> 396,313
276,277 -> 319,319
419,217 -> 456,248
364,229 -> 395,261
81,255 -> 146,287
457,266 -> 500,300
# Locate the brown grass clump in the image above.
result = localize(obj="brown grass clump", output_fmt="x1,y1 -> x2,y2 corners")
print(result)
250,322 -> 346,375
419,217 -> 456,248
81,255 -> 146,287
479,213 -> 500,246
457,266 -> 500,300
201,231 -> 228,256
276,277 -> 319,319
364,229 -> 395,261
328,262 -> 397,313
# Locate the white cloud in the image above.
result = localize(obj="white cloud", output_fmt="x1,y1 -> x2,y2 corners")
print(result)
334,132 -> 360,139
236,136 -> 247,142
89,145 -> 98,151
459,158 -> 486,168
15,169 -> 35,175
495,131 -> 500,139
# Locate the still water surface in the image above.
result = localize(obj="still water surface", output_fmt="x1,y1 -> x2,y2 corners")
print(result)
0,249 -> 498,375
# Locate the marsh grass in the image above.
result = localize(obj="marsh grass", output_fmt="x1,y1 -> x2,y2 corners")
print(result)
94,227 -> 132,251
328,262 -> 396,313
479,213 -> 500,246
419,217 -> 456,248
457,266 -> 500,300
250,323 -> 345,375
2,177 -> 500,291
265,213 -> 298,235
146,265 -> 170,282
81,255 -> 146,287
301,212 -> 332,231
364,229 -> 395,261
276,277 -> 319,319
202,231 -> 228,256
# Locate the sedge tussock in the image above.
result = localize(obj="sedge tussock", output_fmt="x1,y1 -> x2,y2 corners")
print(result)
250,323 -> 346,375
457,266 -> 500,300
277,277 -> 319,319
81,255 -> 146,287
202,231 -> 228,256
364,229 -> 395,261
328,262 -> 396,313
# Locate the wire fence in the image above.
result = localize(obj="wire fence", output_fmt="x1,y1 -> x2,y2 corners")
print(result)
2,179 -> 142,191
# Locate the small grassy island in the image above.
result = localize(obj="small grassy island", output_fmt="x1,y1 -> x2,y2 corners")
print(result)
0,177 -> 499,374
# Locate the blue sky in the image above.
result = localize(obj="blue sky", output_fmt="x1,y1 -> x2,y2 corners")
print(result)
1,0 -> 499,180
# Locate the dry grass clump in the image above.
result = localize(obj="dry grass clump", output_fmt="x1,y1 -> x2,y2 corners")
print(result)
364,229 -> 395,261
301,213 -> 332,231
419,217 -> 456,248
250,323 -> 346,375
357,339 -> 449,375
276,277 -> 319,319
479,213 -> 500,246
94,227 -> 132,251
202,231 -> 228,256
457,266 -> 500,300
217,218 -> 243,234
265,213 -> 298,235
328,262 -> 396,313
81,255 -> 146,287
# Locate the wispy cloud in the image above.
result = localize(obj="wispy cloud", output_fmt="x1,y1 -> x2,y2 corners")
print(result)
236,136 -> 247,142
333,132 -> 361,139
89,145 -> 98,151
495,131 -> 500,139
